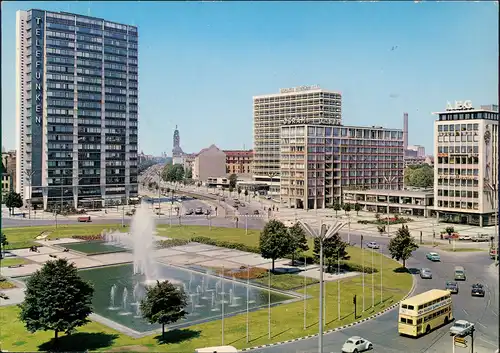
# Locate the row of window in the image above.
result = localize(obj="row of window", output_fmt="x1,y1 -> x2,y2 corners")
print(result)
437,179 -> 479,187
437,168 -> 479,176
438,112 -> 497,122
437,146 -> 479,154
438,190 -> 479,198
437,201 -> 479,210
437,134 -> 480,143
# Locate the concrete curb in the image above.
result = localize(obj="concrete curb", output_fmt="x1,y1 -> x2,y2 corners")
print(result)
239,270 -> 417,352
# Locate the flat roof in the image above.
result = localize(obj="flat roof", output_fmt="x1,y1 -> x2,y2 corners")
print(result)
343,189 -> 433,197
253,88 -> 341,99
401,289 -> 450,306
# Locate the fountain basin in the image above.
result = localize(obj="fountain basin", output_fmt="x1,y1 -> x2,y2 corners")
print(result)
58,241 -> 127,255
78,263 -> 294,333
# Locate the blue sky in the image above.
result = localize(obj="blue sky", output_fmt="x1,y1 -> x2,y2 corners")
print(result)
1,1 -> 498,156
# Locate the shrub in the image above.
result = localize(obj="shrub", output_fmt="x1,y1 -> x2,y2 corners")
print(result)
156,239 -> 190,249
72,234 -> 104,241
189,236 -> 260,254
342,262 -> 378,274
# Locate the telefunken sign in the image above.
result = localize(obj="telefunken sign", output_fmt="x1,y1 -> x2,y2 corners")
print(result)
35,17 -> 43,125
446,100 -> 473,111
280,85 -> 320,94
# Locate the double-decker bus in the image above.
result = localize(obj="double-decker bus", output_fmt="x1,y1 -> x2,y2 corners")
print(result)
398,289 -> 453,337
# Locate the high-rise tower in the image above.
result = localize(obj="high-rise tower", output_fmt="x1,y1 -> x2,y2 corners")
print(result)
172,125 -> 184,157
16,9 -> 139,210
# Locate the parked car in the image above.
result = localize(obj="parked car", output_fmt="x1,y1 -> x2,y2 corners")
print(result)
449,320 -> 474,336
472,234 -> 491,242
204,209 -> 211,215
471,283 -> 485,297
366,242 -> 380,249
459,234 -> 472,241
341,336 -> 373,353
426,252 -> 441,261
420,268 -> 433,279
443,233 -> 460,240
445,281 -> 459,294
185,209 -> 194,215
195,207 -> 203,215
77,216 -> 92,222
253,210 -> 260,215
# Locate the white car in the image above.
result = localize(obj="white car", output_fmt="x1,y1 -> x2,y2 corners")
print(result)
341,336 -> 373,352
366,242 -> 380,249
449,320 -> 474,336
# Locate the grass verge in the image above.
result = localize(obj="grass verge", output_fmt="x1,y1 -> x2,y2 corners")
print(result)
1,258 -> 28,267
441,247 -> 486,252
2,224 -> 127,250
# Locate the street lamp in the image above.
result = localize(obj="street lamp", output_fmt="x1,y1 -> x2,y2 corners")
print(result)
24,169 -> 36,219
383,176 -> 396,237
485,181 -> 498,265
298,220 -> 346,353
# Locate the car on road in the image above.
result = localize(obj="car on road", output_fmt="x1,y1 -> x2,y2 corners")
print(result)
454,266 -> 466,281
426,252 -> 441,261
490,247 -> 498,259
239,203 -> 245,207
185,209 -> 194,215
366,242 -> 380,249
195,207 -> 203,215
472,234 -> 491,242
449,320 -> 474,336
471,283 -> 485,297
458,234 -> 472,241
445,281 -> 459,294
204,209 -> 211,215
341,336 -> 373,353
420,268 -> 433,279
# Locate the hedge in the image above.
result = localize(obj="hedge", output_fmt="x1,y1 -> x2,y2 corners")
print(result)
156,238 -> 190,249
190,236 -> 260,254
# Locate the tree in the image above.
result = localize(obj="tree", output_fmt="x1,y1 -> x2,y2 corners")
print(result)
18,258 -> 94,343
313,233 -> 348,272
228,174 -> 238,188
404,164 -> 433,188
377,225 -> 386,235
244,189 -> 249,200
237,187 -> 242,199
228,186 -> 234,195
333,202 -> 341,217
342,203 -> 351,215
185,167 -> 193,180
354,202 -> 362,216
287,222 -> 309,265
162,164 -> 184,182
5,191 -> 23,215
140,280 -> 188,339
387,225 -> 419,268
0,233 -> 8,259
259,220 -> 292,272
445,226 -> 455,237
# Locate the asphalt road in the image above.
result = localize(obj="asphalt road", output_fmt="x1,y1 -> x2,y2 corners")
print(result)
252,233 -> 499,353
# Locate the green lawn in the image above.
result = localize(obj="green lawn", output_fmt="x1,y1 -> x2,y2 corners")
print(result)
1,257 -> 28,267
1,224 -> 413,352
2,224 -> 127,250
254,272 -> 319,290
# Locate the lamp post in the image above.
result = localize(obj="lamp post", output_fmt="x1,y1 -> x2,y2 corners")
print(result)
24,169 -> 36,219
267,172 -> 278,204
383,176 -> 396,237
298,220 -> 346,353
485,182 -> 498,265
156,169 -> 162,218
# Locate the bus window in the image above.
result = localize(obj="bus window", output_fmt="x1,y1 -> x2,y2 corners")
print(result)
402,304 -> 408,309
407,319 -> 413,324
400,318 -> 407,323
408,305 -> 414,310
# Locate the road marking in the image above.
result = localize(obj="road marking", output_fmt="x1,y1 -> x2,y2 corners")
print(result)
478,336 -> 497,347
462,308 -> 469,315
491,310 -> 498,317
477,322 -> 487,328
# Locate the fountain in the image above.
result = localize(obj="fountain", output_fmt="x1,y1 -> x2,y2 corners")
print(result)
229,288 -> 240,307
210,291 -> 220,311
119,288 -> 131,316
231,277 -> 241,300
108,284 -> 119,310
131,282 -> 141,306
133,304 -> 142,319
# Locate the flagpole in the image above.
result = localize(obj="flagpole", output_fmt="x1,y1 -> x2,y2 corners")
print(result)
303,256 -> 307,330
246,265 -> 250,342
371,249 -> 374,308
268,268 -> 271,339
221,265 -> 225,345
337,250 -> 340,320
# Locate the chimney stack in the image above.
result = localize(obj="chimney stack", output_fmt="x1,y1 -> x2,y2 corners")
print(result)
403,112 -> 408,150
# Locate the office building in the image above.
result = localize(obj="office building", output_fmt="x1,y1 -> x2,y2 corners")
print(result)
433,101 -> 498,226
2,150 -> 17,191
224,149 -> 253,175
407,145 -> 426,157
193,144 -> 226,182
16,9 -> 138,210
280,124 -> 404,209
253,85 -> 342,194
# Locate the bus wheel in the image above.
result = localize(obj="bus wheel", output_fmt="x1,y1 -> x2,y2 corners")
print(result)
444,316 -> 449,325
426,325 -> 431,334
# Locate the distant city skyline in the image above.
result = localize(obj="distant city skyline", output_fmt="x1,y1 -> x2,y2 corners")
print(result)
2,1 -> 498,155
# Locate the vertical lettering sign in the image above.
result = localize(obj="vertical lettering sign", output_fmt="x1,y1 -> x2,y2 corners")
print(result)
35,16 -> 43,124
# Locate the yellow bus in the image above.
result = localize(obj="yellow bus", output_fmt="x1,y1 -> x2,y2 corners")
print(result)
398,289 -> 453,337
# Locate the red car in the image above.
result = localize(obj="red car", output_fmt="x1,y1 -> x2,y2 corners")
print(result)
77,216 -> 92,222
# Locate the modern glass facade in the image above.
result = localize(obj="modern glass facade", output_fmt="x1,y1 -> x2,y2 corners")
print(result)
16,9 -> 138,210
